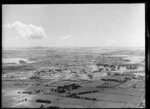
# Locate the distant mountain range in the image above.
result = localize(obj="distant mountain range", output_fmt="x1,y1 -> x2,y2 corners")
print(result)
26,46 -> 50,49
3,46 -> 145,50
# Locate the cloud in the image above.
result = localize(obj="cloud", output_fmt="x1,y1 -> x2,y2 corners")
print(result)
3,21 -> 47,39
59,34 -> 71,40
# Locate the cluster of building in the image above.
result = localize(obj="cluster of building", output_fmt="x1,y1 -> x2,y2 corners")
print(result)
2,71 -> 33,80
29,67 -> 90,80
89,63 -> 140,73
3,61 -> 144,81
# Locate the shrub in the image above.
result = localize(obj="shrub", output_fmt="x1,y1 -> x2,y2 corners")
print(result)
40,104 -> 44,108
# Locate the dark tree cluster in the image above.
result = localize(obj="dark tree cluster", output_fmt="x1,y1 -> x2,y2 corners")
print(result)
35,90 -> 40,93
101,76 -> 127,83
53,84 -> 81,93
66,93 -> 97,101
36,99 -> 51,104
66,90 -> 98,101
96,82 -> 113,88
46,106 -> 59,109
83,97 -> 97,101
22,91 -> 32,94
29,75 -> 40,79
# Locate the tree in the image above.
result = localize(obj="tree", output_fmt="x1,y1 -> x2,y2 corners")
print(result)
51,88 -> 54,92
29,75 -> 40,79
40,104 -> 44,108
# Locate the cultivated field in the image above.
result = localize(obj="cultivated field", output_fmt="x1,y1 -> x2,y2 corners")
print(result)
2,47 -> 145,108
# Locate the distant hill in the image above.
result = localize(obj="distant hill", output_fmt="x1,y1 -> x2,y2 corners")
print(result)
101,49 -> 145,56
24,46 -> 50,50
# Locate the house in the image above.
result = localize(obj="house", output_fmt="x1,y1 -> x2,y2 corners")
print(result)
88,65 -> 99,72
92,72 -> 107,78
119,66 -> 126,73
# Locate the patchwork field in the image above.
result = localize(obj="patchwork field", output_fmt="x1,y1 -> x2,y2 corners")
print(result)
2,47 -> 145,108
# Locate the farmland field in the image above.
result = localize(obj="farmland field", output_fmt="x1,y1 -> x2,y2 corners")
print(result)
2,47 -> 145,108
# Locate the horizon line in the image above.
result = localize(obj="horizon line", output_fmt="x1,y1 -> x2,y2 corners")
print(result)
2,46 -> 145,49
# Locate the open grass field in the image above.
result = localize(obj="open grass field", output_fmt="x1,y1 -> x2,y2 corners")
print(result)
89,101 -> 126,108
2,75 -> 145,108
52,97 -> 94,108
103,88 -> 144,96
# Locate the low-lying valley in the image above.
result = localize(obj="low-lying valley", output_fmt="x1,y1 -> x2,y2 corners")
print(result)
2,47 -> 145,108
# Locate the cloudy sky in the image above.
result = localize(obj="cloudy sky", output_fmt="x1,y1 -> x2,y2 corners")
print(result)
2,4 -> 145,48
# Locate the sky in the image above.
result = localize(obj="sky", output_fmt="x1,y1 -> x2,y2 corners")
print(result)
2,4 -> 145,48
